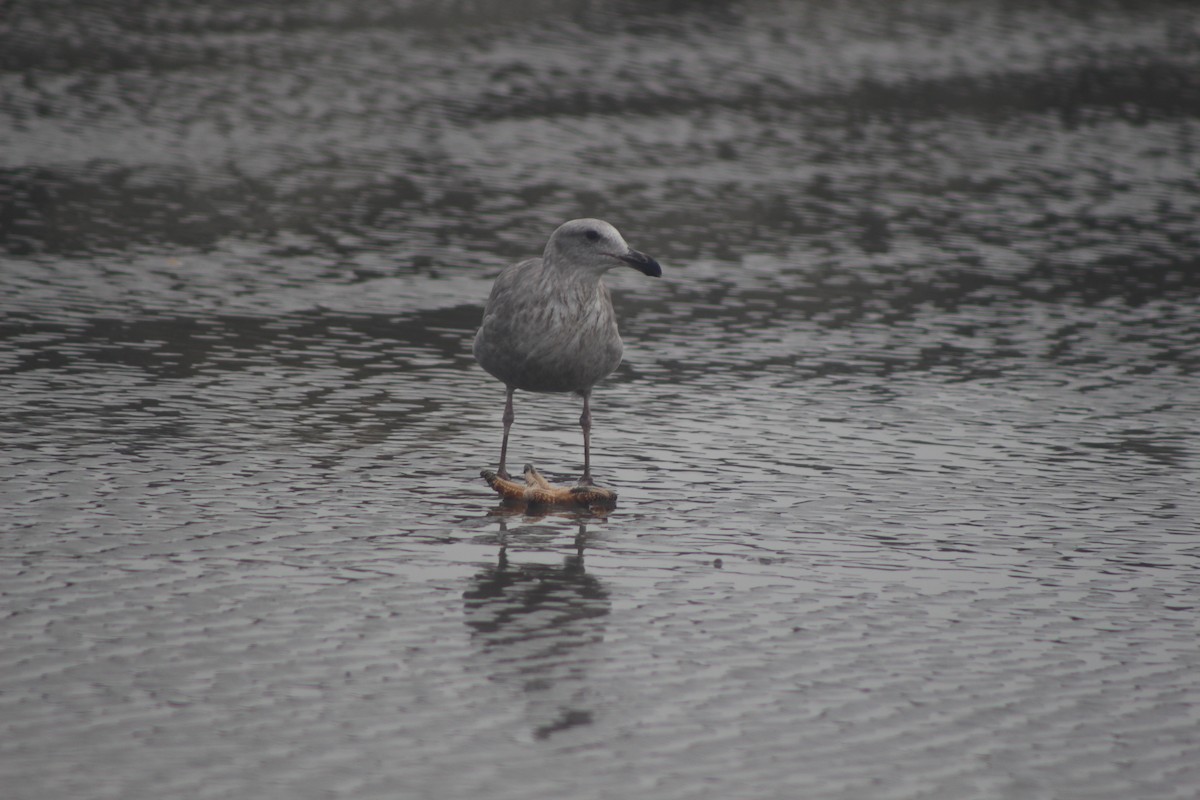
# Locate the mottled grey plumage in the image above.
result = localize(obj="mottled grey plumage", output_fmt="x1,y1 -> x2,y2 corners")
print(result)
474,218 -> 662,484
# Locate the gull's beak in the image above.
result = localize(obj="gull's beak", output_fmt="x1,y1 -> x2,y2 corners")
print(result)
618,248 -> 662,278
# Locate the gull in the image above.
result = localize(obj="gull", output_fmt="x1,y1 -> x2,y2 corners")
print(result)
473,218 -> 662,489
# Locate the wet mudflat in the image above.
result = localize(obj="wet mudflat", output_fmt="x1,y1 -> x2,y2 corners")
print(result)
3,1 -> 1200,798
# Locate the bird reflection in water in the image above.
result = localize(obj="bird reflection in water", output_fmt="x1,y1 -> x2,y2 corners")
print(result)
462,517 -> 611,740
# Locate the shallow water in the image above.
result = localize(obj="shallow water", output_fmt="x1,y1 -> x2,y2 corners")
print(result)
3,1 -> 1200,798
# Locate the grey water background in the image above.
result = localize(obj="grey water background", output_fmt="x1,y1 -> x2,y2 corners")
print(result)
3,1 -> 1199,798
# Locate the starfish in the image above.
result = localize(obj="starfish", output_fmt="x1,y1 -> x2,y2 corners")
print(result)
481,464 -> 617,510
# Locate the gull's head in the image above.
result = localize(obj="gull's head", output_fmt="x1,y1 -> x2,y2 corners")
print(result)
544,218 -> 663,278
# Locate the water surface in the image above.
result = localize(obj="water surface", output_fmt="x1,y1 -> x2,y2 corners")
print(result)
3,1 -> 1199,798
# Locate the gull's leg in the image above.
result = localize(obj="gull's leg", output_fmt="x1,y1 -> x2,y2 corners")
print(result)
497,386 -> 515,479
578,390 -> 593,485
482,386 -> 615,508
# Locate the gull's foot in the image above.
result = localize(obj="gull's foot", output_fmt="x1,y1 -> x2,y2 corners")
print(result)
481,464 -> 616,509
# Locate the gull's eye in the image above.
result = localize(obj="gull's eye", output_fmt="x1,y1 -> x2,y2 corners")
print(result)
585,229 -> 601,242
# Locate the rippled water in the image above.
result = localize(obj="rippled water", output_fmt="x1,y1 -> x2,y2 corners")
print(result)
3,1 -> 1200,798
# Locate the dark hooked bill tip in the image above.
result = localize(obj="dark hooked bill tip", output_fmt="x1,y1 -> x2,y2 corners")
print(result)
619,248 -> 663,278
